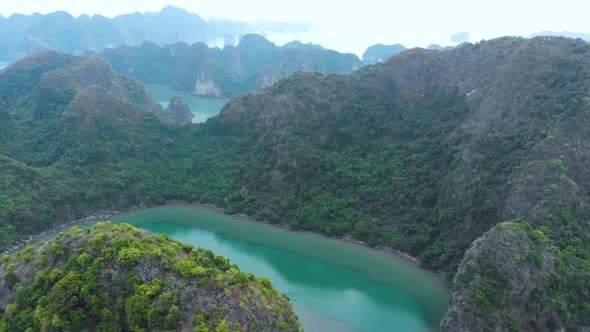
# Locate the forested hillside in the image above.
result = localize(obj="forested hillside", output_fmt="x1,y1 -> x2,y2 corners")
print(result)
0,52 -> 220,244
102,34 -> 363,97
0,222 -> 299,331
1,36 -> 590,330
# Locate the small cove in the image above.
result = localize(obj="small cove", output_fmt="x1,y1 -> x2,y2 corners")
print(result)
111,205 -> 449,332
145,84 -> 229,123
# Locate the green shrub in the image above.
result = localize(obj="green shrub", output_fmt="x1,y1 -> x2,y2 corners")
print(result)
507,314 -> 520,331
117,248 -> 142,267
176,259 -> 199,278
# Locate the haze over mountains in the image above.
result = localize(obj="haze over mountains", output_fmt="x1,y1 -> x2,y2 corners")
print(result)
3,3 -> 590,331
0,5 -> 313,61
3,1 -> 590,57
103,34 -> 363,97
531,31 -> 590,41
361,31 -> 590,65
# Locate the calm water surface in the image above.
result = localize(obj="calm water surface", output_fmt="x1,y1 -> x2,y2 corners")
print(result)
145,84 -> 229,123
112,205 -> 449,332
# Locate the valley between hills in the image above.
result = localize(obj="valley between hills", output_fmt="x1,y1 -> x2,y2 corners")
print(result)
1,16 -> 590,331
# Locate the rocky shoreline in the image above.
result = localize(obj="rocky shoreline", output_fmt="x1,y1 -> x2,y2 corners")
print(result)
1,210 -> 119,256
167,202 -> 443,282
2,200 -> 444,283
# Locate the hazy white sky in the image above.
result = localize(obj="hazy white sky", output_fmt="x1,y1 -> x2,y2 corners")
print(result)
1,0 -> 589,55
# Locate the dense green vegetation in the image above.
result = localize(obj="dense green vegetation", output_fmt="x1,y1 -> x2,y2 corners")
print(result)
102,34 -> 362,97
2,36 -> 590,330
443,220 -> 590,330
0,223 -> 299,331
0,51 -> 236,245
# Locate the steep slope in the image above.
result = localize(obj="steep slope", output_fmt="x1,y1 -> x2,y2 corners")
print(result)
166,96 -> 195,124
217,36 -> 590,262
212,36 -> 590,330
2,37 -> 590,330
0,52 -> 241,249
2,52 -> 162,119
0,100 -> 9,138
102,34 -> 363,97
442,221 -> 557,330
0,222 -> 300,331
0,52 -> 184,166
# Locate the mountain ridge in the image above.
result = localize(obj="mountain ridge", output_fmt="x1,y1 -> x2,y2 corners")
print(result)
102,34 -> 363,97
0,6 -> 313,61
215,36 -> 590,330
1,36 -> 590,330
0,51 -> 187,167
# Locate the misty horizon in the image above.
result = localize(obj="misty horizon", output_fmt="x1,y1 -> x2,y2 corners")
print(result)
1,1 -> 589,56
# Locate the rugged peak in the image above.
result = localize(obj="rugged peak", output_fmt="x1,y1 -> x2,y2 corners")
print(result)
238,34 -> 276,50
0,51 -> 173,166
62,84 -> 142,135
160,5 -> 191,15
442,221 -> 554,331
103,34 -> 362,98
167,96 -> 194,124
62,56 -> 116,91
44,10 -> 75,19
282,40 -> 326,51
7,51 -> 73,71
362,43 -> 407,64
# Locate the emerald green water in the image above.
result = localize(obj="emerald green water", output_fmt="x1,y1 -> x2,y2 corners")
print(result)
145,84 -> 229,123
111,205 -> 449,332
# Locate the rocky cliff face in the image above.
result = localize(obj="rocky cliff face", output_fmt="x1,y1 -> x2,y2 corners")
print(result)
103,34 -> 363,97
167,96 -> 194,124
216,36 -> 590,330
194,75 -> 223,97
256,65 -> 281,89
442,221 -> 555,331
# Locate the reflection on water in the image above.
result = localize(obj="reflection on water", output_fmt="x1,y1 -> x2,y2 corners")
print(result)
112,205 -> 449,332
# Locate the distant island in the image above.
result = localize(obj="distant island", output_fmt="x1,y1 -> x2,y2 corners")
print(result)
0,6 -> 314,61
362,43 -> 455,64
531,31 -> 590,41
103,34 -> 363,97
362,44 -> 407,64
